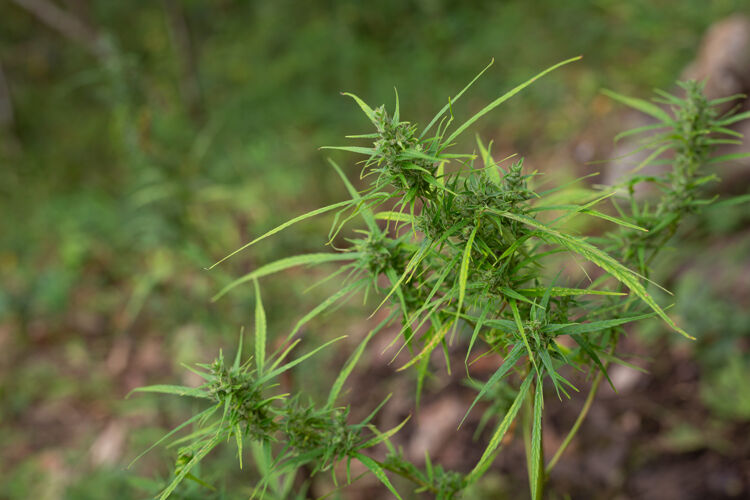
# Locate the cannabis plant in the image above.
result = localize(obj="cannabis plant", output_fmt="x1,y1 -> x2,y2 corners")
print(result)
131,59 -> 749,499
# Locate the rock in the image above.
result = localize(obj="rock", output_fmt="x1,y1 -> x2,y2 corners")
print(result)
683,15 -> 750,111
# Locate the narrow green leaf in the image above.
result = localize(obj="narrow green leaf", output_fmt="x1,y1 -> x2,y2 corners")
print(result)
530,377 -> 544,500
466,300 -> 491,366
712,126 -> 744,138
436,161 -> 445,186
510,299 -> 536,369
357,394 -> 394,428
374,211 -> 413,223
579,209 -> 648,232
128,405 -> 220,468
534,277 -> 558,325
421,59 -> 495,139
570,335 -> 615,391
184,473 -> 216,491
424,450 -> 433,481
232,329 -> 244,372
208,200 -> 355,269
128,385 -> 208,399
444,57 -> 582,146
384,267 -> 411,332
235,424 -> 244,469
329,158 -> 378,232
708,151 -> 750,164
416,354 -> 430,409
398,149 -> 446,163
327,312 -> 395,408
518,287 -> 625,297
598,352 -> 648,373
454,223 -> 479,338
353,453 -> 403,500
461,343 -> 524,427
710,193 -> 750,208
601,89 -> 673,123
489,209 -> 692,339
212,252 -> 360,301
551,312 -> 654,336
499,286 -> 538,306
629,144 -> 671,174
468,373 -> 533,482
477,136 -> 502,186
393,87 -> 400,123
159,436 -> 221,500
258,336 -> 346,384
371,235 -> 437,317
716,110 -> 750,126
341,92 -> 377,125
477,316 -> 517,331
166,420 -> 221,448
359,415 -> 411,449
253,279 -> 266,375
287,279 -> 366,341
345,133 -> 379,139
708,93 -> 746,105
653,88 -> 685,105
319,145 -> 377,155
538,348 -> 571,399
397,320 -> 453,372
613,123 -> 670,143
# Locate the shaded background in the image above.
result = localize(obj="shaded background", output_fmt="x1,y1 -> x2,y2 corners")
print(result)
1,1 -> 749,498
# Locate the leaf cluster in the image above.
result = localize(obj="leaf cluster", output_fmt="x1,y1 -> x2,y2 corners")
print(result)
134,62 -> 749,499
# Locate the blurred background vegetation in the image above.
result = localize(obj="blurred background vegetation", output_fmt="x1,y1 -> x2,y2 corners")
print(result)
1,1 -> 749,498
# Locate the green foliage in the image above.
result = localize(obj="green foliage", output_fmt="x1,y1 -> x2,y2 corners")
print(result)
133,64 -> 747,499
600,81 -> 750,275
4,3 -> 750,498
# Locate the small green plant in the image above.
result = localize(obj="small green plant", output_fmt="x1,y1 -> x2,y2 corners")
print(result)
131,60 -> 749,499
